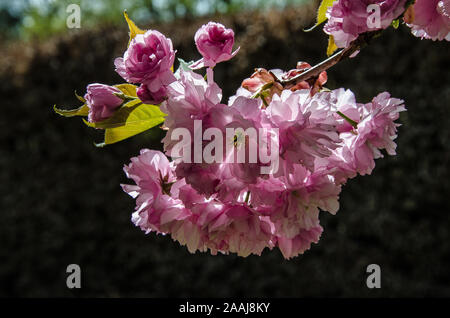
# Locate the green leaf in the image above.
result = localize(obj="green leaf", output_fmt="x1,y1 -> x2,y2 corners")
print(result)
54,104 -> 89,117
305,0 -> 337,32
74,91 -> 86,103
84,100 -> 167,146
391,19 -> 400,29
101,116 -> 165,146
326,35 -> 338,56
114,83 -> 138,97
124,11 -> 146,47
316,0 -> 337,25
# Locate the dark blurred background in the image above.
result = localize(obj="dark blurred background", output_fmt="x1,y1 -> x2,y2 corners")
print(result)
1,0 -> 449,297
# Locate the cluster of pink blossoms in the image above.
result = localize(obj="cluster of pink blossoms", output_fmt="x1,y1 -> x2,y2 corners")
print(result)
56,0 -> 450,259
324,0 -> 449,49
111,22 -> 406,259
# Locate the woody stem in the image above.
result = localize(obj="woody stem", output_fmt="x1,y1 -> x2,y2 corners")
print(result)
277,30 -> 382,87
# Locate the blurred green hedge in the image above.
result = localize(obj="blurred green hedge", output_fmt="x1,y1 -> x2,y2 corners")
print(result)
1,0 -> 310,40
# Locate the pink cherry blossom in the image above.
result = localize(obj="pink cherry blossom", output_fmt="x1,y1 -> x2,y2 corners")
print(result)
324,0 -> 407,48
266,162 -> 340,240
115,30 -> 176,103
122,149 -> 191,233
319,91 -> 406,178
266,89 -> 341,170
407,0 -> 450,41
192,22 -> 239,69
161,69 -> 223,161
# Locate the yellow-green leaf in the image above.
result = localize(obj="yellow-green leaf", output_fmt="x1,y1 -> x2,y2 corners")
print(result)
317,0 -> 336,25
124,11 -> 146,46
391,19 -> 400,29
305,0 -> 337,32
114,83 -> 138,97
54,104 -> 89,117
327,35 -> 338,56
74,91 -> 86,103
101,116 -> 165,146
83,99 -> 142,129
84,101 -> 167,146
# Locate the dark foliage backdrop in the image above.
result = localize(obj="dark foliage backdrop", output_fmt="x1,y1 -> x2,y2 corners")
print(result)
1,4 -> 449,297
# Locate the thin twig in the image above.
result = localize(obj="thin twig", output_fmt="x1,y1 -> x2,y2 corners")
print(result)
277,30 -> 382,87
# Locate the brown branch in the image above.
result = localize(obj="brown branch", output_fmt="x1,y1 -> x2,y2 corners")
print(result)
276,30 -> 382,87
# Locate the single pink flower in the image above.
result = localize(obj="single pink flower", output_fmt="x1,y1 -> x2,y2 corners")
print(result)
407,0 -> 450,41
219,97 -> 277,185
84,83 -> 123,123
115,30 -> 176,102
268,162 -> 340,239
318,91 -> 406,178
162,68 -> 222,158
191,22 -> 239,69
266,89 -> 341,170
324,0 -> 407,48
122,149 -> 190,234
356,92 -> 406,157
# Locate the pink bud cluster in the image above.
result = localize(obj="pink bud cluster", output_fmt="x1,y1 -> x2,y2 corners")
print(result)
120,22 -> 406,258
